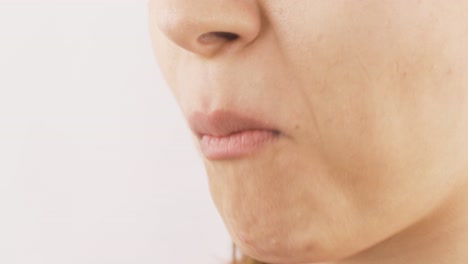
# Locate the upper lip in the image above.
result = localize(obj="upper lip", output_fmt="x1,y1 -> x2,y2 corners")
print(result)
188,110 -> 280,138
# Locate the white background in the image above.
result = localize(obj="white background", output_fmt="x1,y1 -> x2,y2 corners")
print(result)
0,1 -> 231,263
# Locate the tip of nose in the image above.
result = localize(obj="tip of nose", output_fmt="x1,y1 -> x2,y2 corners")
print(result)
154,0 -> 261,58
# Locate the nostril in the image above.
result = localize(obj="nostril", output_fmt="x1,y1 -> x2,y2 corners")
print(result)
198,31 -> 239,44
213,32 -> 239,41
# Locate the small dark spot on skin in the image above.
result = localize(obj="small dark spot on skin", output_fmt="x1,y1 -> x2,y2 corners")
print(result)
316,34 -> 324,43
446,67 -> 453,76
277,7 -> 284,16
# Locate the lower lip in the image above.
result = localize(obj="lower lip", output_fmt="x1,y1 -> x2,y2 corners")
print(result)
199,130 -> 279,160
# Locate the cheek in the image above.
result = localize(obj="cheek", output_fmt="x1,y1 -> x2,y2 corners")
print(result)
270,0 -> 468,181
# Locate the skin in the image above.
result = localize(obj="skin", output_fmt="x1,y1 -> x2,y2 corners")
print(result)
148,1 -> 468,263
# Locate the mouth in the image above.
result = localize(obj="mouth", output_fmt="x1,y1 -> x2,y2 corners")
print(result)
189,110 -> 283,160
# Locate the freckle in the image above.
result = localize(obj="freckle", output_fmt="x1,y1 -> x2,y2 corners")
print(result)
446,68 -> 453,76
277,7 -> 284,16
316,34 -> 324,43
385,18 -> 391,27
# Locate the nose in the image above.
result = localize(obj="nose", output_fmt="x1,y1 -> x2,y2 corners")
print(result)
151,0 -> 262,57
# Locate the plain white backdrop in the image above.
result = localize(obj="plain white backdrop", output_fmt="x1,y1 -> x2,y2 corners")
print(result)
0,1 -> 231,263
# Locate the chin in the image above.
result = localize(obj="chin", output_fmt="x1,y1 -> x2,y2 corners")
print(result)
237,244 -> 331,264
229,225 -> 351,264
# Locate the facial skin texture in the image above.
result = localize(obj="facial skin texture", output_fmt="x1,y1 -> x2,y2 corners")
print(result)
149,1 -> 468,263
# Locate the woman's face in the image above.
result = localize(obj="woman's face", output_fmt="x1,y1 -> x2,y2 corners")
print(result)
149,1 -> 468,263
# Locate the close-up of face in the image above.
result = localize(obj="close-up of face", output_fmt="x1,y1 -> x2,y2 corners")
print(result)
149,1 -> 468,263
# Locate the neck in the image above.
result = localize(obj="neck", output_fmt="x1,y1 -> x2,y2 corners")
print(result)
335,180 -> 468,264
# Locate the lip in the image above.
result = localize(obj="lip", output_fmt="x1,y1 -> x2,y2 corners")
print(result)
188,110 -> 282,159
